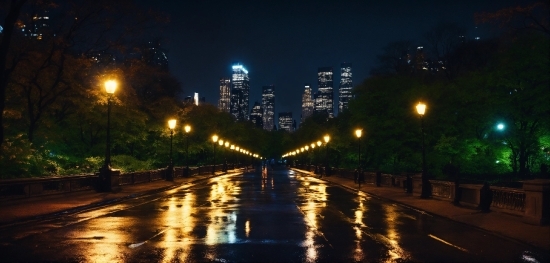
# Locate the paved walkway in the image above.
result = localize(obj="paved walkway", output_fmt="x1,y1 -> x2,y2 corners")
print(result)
1,167 -> 548,252
291,168 -> 550,252
0,171 -> 234,227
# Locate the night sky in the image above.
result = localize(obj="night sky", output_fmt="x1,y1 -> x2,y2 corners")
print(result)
136,0 -> 536,123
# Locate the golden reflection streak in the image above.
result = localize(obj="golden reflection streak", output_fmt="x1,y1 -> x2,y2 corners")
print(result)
205,178 -> 240,246
299,180 -> 328,263
86,216 -> 127,262
353,195 -> 366,261
245,220 -> 250,238
380,204 -> 411,262
161,192 -> 196,262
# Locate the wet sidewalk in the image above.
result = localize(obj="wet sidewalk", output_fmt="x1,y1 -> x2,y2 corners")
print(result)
291,168 -> 550,251
0,170 -> 236,227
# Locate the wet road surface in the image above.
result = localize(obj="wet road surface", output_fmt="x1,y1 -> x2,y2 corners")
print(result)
0,166 -> 548,262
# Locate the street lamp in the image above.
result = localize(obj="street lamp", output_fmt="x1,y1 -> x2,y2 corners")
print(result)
355,129 -> 362,188
184,124 -> 191,177
219,139 -> 225,172
416,102 -> 430,198
212,134 -> 218,174
166,119 -> 177,181
99,80 -> 117,192
324,135 -> 330,176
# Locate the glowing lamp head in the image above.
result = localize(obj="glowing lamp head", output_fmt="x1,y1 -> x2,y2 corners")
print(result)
311,143 -> 315,149
184,125 -> 191,133
416,102 -> 426,116
168,119 -> 177,130
212,135 -> 218,143
305,145 -> 309,151
105,80 -> 117,94
497,123 -> 505,130
355,129 -> 362,138
324,135 -> 330,143
317,141 -> 322,147
230,145 -> 235,150
225,142 -> 229,147
218,139 -> 224,146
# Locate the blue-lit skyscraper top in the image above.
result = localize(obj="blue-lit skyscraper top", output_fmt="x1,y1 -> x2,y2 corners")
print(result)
230,63 -> 250,121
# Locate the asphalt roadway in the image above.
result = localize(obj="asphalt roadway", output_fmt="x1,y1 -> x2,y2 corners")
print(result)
0,166 -> 548,262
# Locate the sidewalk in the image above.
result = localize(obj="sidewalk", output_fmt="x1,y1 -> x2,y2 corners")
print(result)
292,168 -> 550,252
0,171 -> 233,227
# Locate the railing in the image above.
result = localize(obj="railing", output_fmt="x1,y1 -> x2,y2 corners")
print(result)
491,186 -> 525,212
430,180 -> 453,199
0,164 -> 238,202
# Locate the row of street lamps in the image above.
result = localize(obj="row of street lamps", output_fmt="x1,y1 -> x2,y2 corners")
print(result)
282,102 -> 428,196
283,134 -> 331,175
98,79 -> 260,192
211,134 -> 261,174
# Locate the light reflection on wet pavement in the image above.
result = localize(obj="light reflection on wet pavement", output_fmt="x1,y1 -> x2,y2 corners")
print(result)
0,166 -> 548,262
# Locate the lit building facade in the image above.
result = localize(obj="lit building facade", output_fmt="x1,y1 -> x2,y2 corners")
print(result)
338,63 -> 353,114
278,112 -> 294,132
315,67 -> 334,118
230,64 -> 250,121
262,85 -> 276,131
218,78 -> 231,113
250,102 -> 263,128
21,11 -> 50,40
301,84 -> 314,124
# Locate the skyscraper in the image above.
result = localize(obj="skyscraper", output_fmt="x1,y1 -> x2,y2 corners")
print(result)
315,67 -> 334,118
301,84 -> 314,124
338,63 -> 353,114
218,78 -> 231,113
230,64 -> 250,121
250,102 -> 263,128
262,85 -> 275,131
278,112 -> 294,132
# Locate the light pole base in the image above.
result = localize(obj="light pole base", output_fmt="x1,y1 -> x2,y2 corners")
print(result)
166,165 -> 174,181
96,166 -> 120,192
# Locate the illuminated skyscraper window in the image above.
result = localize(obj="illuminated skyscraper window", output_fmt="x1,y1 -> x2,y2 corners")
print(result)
262,85 -> 275,131
315,67 -> 334,118
338,63 -> 353,114
301,84 -> 314,123
218,78 -> 231,113
230,64 -> 250,121
250,102 -> 263,128
278,112 -> 294,132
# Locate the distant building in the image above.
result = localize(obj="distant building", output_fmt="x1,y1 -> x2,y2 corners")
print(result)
142,40 -> 169,70
278,112 -> 294,132
301,84 -> 314,124
262,85 -> 275,131
315,67 -> 334,118
218,78 -> 231,113
230,64 -> 250,121
338,63 -> 353,114
184,93 -> 205,105
21,11 -> 50,40
250,102 -> 263,128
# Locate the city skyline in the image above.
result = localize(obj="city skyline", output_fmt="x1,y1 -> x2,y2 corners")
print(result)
135,0 -> 537,122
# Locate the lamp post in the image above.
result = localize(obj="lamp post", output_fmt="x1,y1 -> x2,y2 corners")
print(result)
184,125 -> 191,177
166,119 -> 177,181
218,139 -> 225,172
212,135 -> 218,174
99,80 -> 117,192
316,140 -> 322,174
416,102 -> 430,198
324,135 -> 330,177
355,129 -> 362,188
224,141 -> 229,171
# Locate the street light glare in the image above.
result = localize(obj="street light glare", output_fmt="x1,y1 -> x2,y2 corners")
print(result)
324,135 -> 330,143
497,123 -> 505,130
355,129 -> 362,138
105,80 -> 117,94
184,125 -> 191,133
212,134 -> 218,142
168,119 -> 177,130
416,102 -> 426,115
